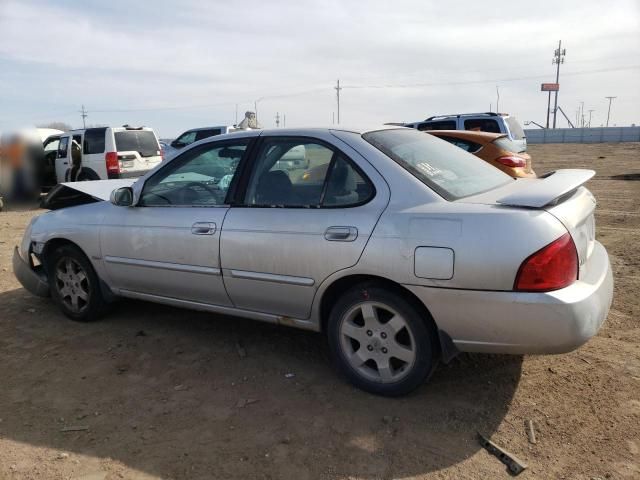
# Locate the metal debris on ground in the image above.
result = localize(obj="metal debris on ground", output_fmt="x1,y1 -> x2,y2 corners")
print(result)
525,419 -> 537,444
284,373 -> 295,379
477,432 -> 527,476
60,425 -> 89,432
235,398 -> 259,408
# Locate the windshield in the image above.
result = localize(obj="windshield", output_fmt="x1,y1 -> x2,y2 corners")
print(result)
363,129 -> 512,200
115,130 -> 160,157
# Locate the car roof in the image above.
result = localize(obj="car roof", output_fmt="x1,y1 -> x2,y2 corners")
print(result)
182,126 -> 232,132
205,125 -> 401,139
65,126 -> 155,135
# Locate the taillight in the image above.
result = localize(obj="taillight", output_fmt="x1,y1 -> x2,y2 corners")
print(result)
496,155 -> 526,168
105,152 -> 119,175
160,148 -> 165,161
514,233 -> 578,292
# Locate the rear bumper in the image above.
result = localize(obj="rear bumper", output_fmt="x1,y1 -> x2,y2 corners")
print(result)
12,246 -> 50,297
406,241 -> 613,354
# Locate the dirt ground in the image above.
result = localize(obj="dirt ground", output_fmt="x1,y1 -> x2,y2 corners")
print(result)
0,142 -> 638,480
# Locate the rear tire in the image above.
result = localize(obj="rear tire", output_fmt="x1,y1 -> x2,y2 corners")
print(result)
46,244 -> 106,322
327,283 -> 439,396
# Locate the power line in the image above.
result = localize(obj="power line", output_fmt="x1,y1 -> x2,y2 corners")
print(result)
341,65 -> 639,90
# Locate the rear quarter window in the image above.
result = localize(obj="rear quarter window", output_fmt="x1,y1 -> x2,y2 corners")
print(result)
464,118 -> 501,134
83,127 -> 106,154
115,130 -> 160,157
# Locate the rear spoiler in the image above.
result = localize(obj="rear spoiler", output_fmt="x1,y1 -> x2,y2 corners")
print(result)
497,169 -> 595,208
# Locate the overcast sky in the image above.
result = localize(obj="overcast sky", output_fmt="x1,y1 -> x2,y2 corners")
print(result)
1,0 -> 638,137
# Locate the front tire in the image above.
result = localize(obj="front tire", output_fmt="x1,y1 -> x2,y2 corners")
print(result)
46,244 -> 106,322
327,284 -> 439,396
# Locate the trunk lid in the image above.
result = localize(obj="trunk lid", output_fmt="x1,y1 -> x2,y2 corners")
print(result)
460,169 -> 597,270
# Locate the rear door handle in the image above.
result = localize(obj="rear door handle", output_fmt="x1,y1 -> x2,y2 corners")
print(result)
191,222 -> 216,235
324,226 -> 358,242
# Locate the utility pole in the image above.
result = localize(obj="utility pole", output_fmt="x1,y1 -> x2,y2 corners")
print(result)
495,86 -> 500,113
79,104 -> 88,128
235,104 -> 238,125
587,109 -> 595,128
334,79 -> 342,124
552,40 -> 566,128
283,114 -> 286,128
605,96 -> 616,127
545,90 -> 551,128
580,101 -> 585,127
254,100 -> 258,124
275,112 -> 280,128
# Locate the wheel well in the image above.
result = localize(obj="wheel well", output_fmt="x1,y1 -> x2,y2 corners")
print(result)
319,275 -> 440,341
41,238 -> 84,270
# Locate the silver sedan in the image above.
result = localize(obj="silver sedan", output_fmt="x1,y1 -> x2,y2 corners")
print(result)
13,127 -> 613,396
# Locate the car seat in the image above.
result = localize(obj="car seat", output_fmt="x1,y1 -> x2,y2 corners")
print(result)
324,161 -> 359,205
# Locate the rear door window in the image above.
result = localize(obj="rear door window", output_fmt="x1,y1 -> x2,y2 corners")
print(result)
464,118 -> 501,133
244,138 -> 373,208
115,130 -> 160,157
418,120 -> 456,131
57,137 -> 69,158
83,127 -> 106,154
195,129 -> 222,141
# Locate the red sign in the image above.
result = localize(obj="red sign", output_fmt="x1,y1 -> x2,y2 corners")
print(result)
541,83 -> 560,92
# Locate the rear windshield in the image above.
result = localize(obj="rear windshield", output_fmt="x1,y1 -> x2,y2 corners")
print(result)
493,136 -> 526,153
115,130 -> 159,157
363,129 -> 512,200
505,117 -> 525,140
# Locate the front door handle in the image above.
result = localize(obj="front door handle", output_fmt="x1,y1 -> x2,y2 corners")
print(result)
324,226 -> 358,242
191,222 -> 216,235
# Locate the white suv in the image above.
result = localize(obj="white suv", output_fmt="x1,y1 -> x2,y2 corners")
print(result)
404,112 -> 527,152
45,126 -> 162,184
164,125 -> 252,158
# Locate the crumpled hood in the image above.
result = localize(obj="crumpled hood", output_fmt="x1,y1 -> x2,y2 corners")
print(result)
42,179 -> 137,210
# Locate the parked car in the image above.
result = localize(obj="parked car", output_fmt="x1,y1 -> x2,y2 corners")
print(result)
405,112 -> 527,152
426,130 -> 536,178
164,126 -> 253,158
41,126 -> 162,187
14,127 -> 612,396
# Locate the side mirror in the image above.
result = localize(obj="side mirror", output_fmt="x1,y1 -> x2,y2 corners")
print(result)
171,140 -> 182,148
110,186 -> 134,207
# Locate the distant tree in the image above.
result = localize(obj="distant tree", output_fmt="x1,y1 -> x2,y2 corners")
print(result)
37,121 -> 72,132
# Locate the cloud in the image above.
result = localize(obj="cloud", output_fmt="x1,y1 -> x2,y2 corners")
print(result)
0,0 -> 638,135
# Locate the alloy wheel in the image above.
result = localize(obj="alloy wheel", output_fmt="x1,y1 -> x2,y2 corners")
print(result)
339,301 -> 416,383
54,258 -> 90,314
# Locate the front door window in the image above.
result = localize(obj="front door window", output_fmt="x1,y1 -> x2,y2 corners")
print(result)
140,140 -> 249,206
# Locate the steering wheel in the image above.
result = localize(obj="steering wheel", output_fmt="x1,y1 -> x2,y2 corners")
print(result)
180,181 -> 220,204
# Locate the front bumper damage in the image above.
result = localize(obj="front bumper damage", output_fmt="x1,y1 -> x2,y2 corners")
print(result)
12,246 -> 49,297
